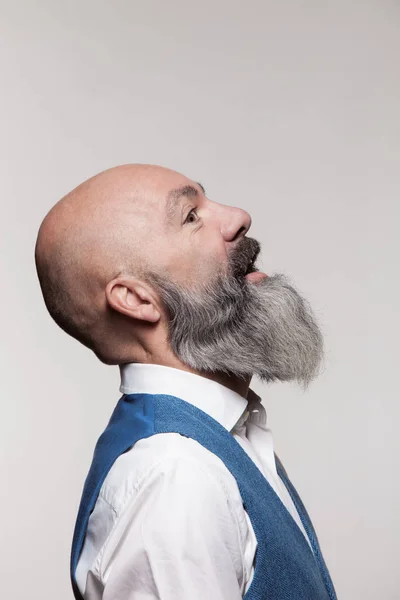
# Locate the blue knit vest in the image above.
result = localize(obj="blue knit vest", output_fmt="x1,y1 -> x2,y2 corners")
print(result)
71,393 -> 337,599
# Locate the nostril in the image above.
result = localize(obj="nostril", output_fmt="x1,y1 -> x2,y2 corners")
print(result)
234,225 -> 247,240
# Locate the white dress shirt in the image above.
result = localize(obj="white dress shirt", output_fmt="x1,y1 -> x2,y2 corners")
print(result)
76,364 -> 312,599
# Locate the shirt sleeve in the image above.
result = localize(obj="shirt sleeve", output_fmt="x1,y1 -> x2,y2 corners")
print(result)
101,455 -> 246,600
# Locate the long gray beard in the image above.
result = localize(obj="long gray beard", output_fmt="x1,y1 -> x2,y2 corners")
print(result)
146,269 -> 324,390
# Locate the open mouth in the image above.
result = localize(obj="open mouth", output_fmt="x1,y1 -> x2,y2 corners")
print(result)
244,261 -> 258,276
235,240 -> 267,283
243,251 -> 259,276
230,239 -> 263,280
243,252 -> 267,282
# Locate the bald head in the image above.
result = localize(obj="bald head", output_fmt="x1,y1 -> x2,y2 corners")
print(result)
35,164 -> 198,360
36,164 -> 168,284
35,163 -> 260,367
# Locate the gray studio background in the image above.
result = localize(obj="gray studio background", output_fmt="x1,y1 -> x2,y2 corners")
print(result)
1,1 -> 399,599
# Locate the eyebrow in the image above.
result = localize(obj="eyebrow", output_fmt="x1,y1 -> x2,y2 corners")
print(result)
165,182 -> 206,224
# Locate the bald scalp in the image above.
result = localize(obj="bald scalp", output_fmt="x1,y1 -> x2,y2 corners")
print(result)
35,164 -> 175,360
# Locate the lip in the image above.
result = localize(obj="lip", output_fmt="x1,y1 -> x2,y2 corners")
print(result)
245,271 -> 268,282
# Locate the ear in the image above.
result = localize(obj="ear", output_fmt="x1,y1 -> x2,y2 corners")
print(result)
105,276 -> 161,324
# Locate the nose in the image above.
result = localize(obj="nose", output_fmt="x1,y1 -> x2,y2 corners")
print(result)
221,206 -> 252,243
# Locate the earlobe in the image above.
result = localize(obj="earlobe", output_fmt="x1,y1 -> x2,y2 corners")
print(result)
105,278 -> 161,324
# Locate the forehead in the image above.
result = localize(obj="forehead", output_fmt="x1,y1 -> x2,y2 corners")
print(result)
137,168 -> 203,219
149,168 -> 204,195
111,168 -> 205,233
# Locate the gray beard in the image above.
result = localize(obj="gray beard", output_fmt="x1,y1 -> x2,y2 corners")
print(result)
146,262 -> 324,391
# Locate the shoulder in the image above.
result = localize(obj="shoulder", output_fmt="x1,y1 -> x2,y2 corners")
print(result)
99,432 -> 243,518
92,436 -> 251,596
90,433 -> 254,593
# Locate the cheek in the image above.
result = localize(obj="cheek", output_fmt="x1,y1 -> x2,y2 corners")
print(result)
173,250 -> 216,286
194,250 -> 226,284
154,245 -> 196,283
157,233 -> 225,285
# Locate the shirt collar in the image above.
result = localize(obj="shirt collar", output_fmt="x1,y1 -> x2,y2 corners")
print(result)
119,363 -> 260,433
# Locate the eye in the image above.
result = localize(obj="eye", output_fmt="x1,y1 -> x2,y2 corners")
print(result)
184,208 -> 199,225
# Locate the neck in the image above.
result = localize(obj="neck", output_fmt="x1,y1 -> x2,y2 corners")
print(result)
123,341 -> 252,398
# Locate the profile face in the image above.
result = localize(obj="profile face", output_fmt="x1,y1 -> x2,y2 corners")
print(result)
140,169 -> 262,290
140,170 -> 323,389
35,164 -> 323,386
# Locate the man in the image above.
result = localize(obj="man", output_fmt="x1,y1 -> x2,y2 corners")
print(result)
35,164 -> 337,599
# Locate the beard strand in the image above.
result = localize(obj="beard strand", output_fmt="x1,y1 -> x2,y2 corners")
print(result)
146,270 -> 324,391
